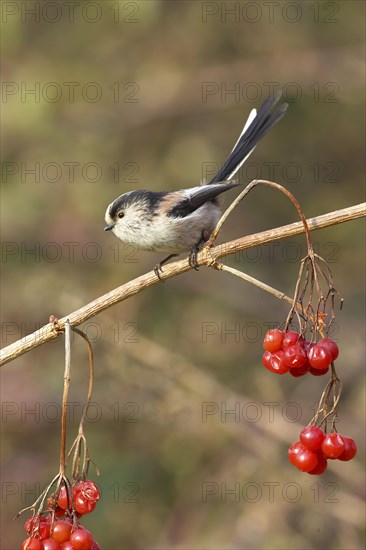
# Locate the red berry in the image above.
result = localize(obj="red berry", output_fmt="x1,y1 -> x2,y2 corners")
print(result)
289,363 -> 309,377
60,543 -> 74,550
338,435 -> 357,461
25,518 -> 50,541
282,331 -> 302,349
284,344 -> 307,368
77,480 -> 100,504
24,519 -> 33,533
308,344 -> 332,370
293,448 -> 319,472
91,543 -> 101,550
304,340 -> 314,352
70,528 -> 93,550
262,351 -> 272,370
42,539 -> 61,550
263,329 -> 283,352
57,486 -> 69,510
52,521 -> 72,543
318,338 -> 339,361
309,366 -> 329,376
300,426 -> 325,451
24,515 -> 47,534
262,351 -> 289,375
321,433 -> 345,459
38,522 -> 51,541
269,350 -> 289,374
47,498 -> 64,518
74,493 -> 96,515
21,539 -> 44,550
308,454 -> 328,475
288,441 -> 305,466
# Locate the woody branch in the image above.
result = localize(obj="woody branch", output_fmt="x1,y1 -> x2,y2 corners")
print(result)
0,201 -> 365,367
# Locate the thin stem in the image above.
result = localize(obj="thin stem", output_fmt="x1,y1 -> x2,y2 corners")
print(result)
60,320 -> 71,475
14,324 -> 97,528
208,179 -> 314,252
60,327 -> 98,480
14,473 -> 60,519
207,179 -> 324,299
284,256 -> 308,331
309,363 -> 342,429
207,179 -> 258,244
72,328 -> 94,433
213,262 -> 295,306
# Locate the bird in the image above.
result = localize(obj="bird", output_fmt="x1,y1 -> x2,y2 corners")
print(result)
104,91 -> 288,277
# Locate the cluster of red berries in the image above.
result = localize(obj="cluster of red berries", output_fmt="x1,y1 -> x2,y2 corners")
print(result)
21,480 -> 100,550
262,329 -> 339,377
288,426 -> 357,475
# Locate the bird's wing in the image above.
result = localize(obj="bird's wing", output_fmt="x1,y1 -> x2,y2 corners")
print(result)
167,182 -> 239,218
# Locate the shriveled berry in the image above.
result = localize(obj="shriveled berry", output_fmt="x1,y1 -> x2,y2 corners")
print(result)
78,480 -> 100,503
24,515 -> 47,534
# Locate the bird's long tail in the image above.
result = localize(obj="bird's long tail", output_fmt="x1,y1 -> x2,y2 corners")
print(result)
209,91 -> 288,184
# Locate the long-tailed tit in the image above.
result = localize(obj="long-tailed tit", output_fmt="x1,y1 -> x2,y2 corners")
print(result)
105,92 -> 288,276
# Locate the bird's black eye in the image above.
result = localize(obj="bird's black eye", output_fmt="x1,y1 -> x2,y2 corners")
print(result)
117,211 -> 124,219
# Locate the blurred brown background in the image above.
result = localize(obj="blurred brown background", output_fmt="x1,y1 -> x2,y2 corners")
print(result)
1,1 -> 365,549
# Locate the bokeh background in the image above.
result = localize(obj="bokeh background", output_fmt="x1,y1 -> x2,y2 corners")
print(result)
1,1 -> 365,549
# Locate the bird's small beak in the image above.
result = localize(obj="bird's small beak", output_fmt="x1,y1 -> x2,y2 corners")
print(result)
104,223 -> 115,231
